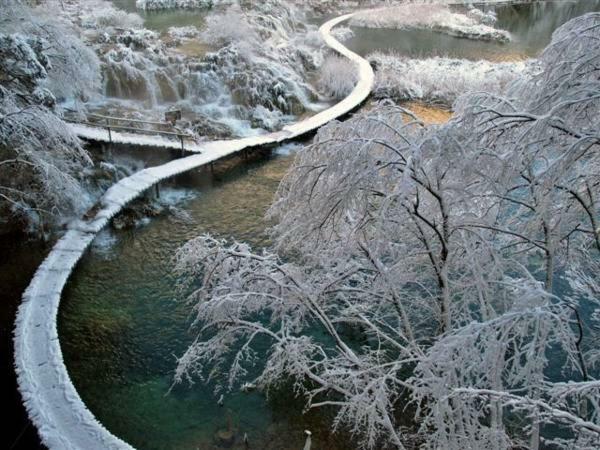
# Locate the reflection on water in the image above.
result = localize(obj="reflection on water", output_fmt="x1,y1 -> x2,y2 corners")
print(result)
110,0 -> 208,32
346,0 -> 600,60
59,146 -> 351,450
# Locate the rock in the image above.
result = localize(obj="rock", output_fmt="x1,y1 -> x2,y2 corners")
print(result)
112,200 -> 164,230
190,115 -> 234,139
32,87 -> 56,108
215,428 -> 235,447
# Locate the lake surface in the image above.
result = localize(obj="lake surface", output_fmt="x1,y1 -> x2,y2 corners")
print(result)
59,145 -> 353,450
110,0 -> 209,32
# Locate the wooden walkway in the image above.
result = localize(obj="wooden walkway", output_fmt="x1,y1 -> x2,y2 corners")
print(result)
14,12 -> 374,450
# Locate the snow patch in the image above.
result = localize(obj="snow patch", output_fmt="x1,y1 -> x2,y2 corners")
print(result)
80,6 -> 144,30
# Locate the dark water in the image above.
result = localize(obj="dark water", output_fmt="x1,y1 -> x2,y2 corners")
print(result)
0,235 -> 47,449
346,0 -> 600,60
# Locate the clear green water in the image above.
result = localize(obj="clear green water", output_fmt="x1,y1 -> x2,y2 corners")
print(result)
346,0 -> 600,60
57,2 -> 600,450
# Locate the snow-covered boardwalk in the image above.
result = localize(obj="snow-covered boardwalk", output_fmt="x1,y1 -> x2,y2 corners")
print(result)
13,12 -> 373,450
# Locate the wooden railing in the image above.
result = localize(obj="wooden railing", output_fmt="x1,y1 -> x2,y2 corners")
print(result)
64,112 -> 193,150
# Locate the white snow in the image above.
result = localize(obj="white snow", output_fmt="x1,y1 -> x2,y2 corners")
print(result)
351,4 -> 511,43
69,123 -> 203,151
14,11 -> 374,450
370,52 -> 530,105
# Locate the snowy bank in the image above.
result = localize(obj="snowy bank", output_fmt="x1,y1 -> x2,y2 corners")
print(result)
370,52 -> 531,105
13,11 -> 373,450
351,4 -> 511,42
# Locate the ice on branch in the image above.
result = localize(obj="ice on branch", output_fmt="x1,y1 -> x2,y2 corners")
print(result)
318,55 -> 359,100
1,1 -> 101,234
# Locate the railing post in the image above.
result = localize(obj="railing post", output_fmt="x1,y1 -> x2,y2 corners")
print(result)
179,135 -> 185,155
105,117 -> 110,143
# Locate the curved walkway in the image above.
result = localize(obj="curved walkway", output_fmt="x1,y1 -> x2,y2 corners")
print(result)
13,12 -> 373,450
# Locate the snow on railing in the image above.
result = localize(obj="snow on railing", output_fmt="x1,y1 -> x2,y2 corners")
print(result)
13,12 -> 373,450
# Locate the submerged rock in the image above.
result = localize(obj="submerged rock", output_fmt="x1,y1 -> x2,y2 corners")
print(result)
112,200 -> 164,229
215,428 -> 235,447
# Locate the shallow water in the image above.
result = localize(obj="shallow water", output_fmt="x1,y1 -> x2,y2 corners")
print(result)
346,0 -> 600,60
110,0 -> 209,32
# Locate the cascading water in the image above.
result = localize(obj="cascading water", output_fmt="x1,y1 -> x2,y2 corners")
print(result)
80,0 -> 330,139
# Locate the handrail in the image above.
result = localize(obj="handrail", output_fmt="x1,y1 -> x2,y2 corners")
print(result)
67,120 -> 191,139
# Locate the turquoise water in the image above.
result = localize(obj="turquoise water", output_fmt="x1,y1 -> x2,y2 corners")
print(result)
110,0 -> 209,32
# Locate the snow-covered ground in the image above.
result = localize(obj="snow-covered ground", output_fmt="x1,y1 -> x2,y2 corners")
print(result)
13,11 -> 374,450
55,0 -> 335,139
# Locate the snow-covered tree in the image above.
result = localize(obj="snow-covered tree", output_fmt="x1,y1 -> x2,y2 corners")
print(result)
173,12 -> 600,449
318,55 -> 359,100
1,0 -> 101,101
0,0 -> 101,234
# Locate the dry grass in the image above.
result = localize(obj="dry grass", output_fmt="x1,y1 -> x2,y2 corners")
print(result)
401,101 -> 453,124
